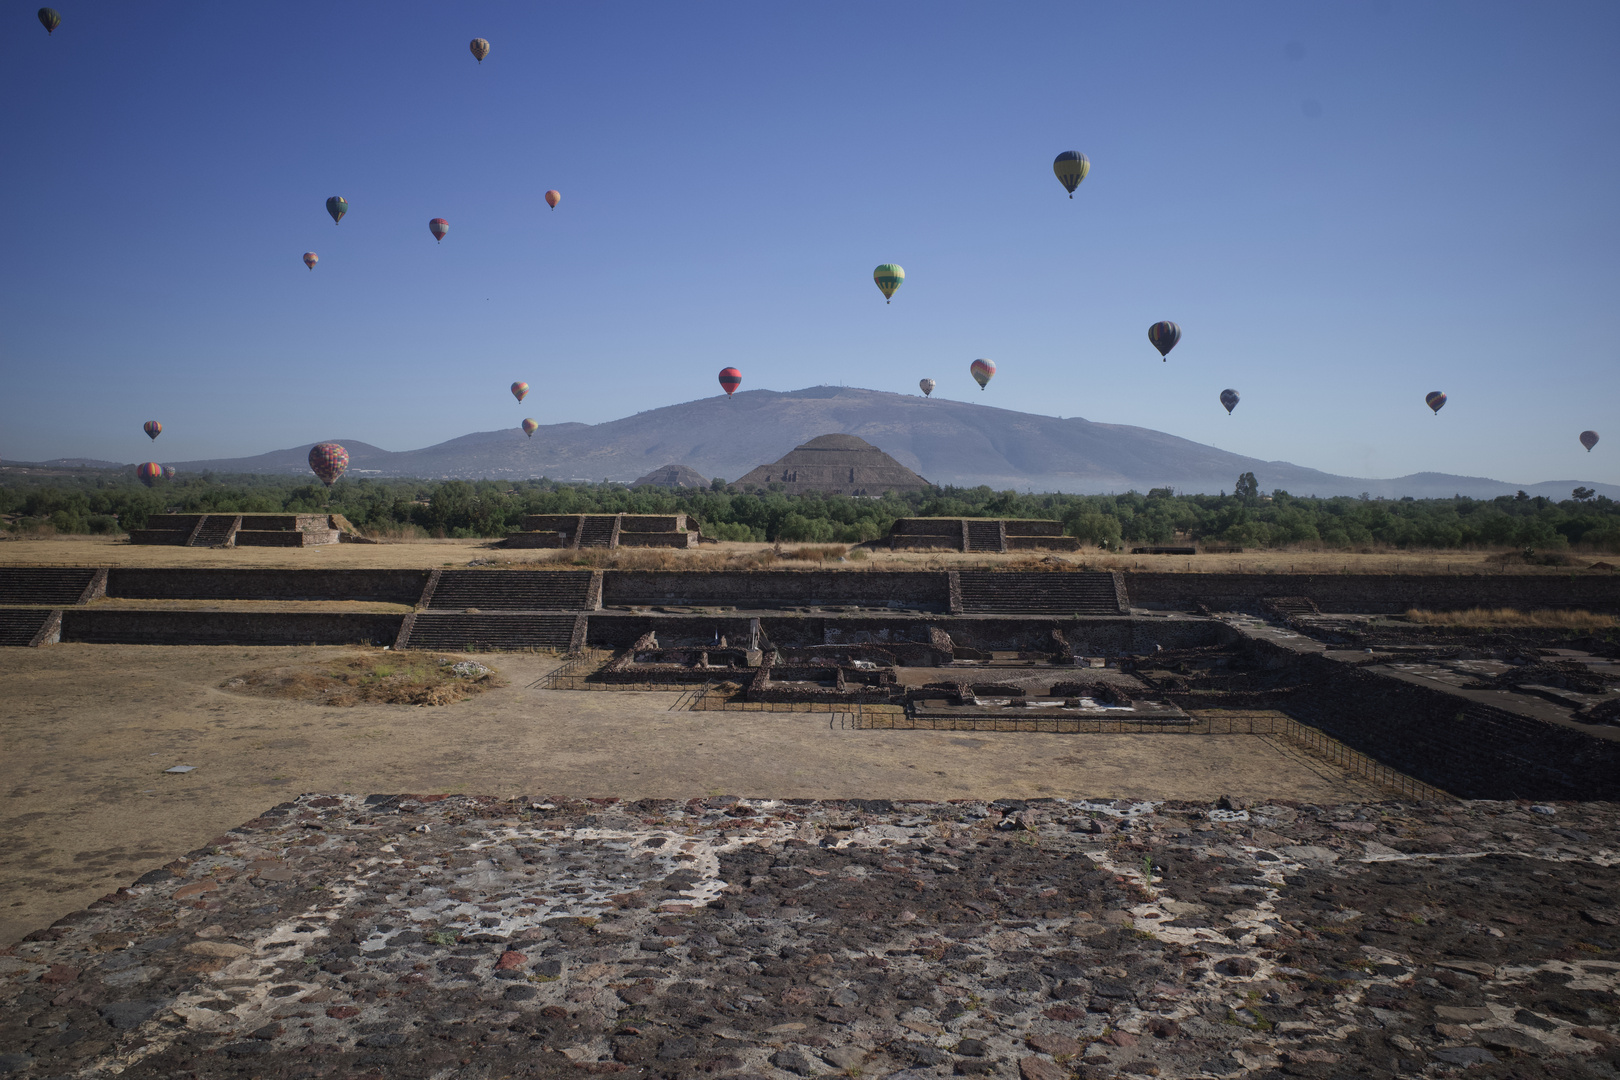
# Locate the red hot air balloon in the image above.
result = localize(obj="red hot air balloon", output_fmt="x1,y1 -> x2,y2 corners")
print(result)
143,420 -> 162,441
522,419 -> 539,438
1581,430 -> 1600,452
512,381 -> 529,402
545,190 -> 561,210
1425,391 -> 1447,415
718,368 -> 742,397
308,443 -> 349,487
303,252 -> 318,271
429,218 -> 449,243
136,462 -> 163,487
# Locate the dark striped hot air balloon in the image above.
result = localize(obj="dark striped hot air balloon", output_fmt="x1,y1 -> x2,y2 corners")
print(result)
970,359 -> 996,390
522,419 -> 539,438
308,443 -> 349,487
718,368 -> 742,397
919,378 -> 936,397
143,420 -> 162,441
545,190 -> 561,210
326,196 -> 347,224
512,381 -> 529,403
873,264 -> 904,304
429,218 -> 449,243
163,466 -> 176,479
303,252 -> 318,271
1148,321 -> 1181,361
470,38 -> 490,63
1053,151 -> 1089,198
38,8 -> 60,34
136,462 -> 162,487
1220,389 -> 1240,414
1581,430 -> 1599,452
1425,391 -> 1447,415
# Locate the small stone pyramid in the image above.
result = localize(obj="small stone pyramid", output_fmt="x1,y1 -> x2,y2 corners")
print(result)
633,463 -> 710,489
733,434 -> 931,496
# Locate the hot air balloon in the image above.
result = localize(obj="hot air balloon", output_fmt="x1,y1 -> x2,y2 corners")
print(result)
429,218 -> 449,243
303,252 -> 318,271
308,442 -> 349,487
470,38 -> 490,63
143,421 -> 162,441
512,381 -> 529,403
919,378 -> 936,397
522,419 -> 539,438
718,367 -> 742,397
136,462 -> 162,487
545,190 -> 561,210
1581,430 -> 1600,452
326,196 -> 347,224
1425,391 -> 1447,415
1053,151 -> 1089,198
163,466 -> 177,479
874,264 -> 904,304
970,359 -> 996,390
1148,321 -> 1181,361
38,8 -> 59,34
1220,389 -> 1240,414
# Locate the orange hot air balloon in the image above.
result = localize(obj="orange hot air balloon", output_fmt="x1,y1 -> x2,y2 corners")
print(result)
136,462 -> 163,487
522,419 -> 539,438
303,251 -> 318,271
718,368 -> 742,397
512,382 -> 529,402
545,190 -> 561,210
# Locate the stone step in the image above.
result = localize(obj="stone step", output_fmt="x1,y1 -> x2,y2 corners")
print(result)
189,515 -> 240,547
956,571 -> 1121,614
964,520 -> 1005,553
425,571 -> 594,611
0,609 -> 54,646
0,568 -> 98,606
404,613 -> 579,651
577,516 -> 616,548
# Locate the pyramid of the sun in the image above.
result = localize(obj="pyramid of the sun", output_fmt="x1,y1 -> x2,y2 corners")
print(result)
632,463 -> 710,489
732,434 -> 931,496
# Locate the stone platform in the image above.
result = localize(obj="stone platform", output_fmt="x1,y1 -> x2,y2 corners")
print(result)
501,515 -> 698,550
4,794 -> 1618,1078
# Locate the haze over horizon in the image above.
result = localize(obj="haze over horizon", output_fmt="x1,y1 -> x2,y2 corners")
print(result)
3,1 -> 1616,486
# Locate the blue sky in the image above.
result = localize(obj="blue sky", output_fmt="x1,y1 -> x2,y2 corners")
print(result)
3,1 -> 1617,486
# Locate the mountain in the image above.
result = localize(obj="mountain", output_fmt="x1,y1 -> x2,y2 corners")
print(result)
156,386 -> 1619,500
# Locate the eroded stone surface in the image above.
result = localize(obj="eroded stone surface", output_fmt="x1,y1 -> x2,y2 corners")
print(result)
2,795 -> 1618,1078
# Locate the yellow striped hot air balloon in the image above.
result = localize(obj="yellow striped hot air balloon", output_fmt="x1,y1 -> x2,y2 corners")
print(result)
522,419 -> 539,438
874,264 -> 904,304
470,38 -> 490,63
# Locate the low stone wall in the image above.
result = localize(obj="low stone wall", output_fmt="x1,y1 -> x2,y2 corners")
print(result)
620,515 -> 686,532
60,610 -> 403,646
602,571 -> 951,610
887,535 -> 958,550
237,515 -> 331,531
617,531 -> 695,549
1006,536 -> 1081,551
235,529 -> 340,547
105,569 -> 429,603
499,532 -> 569,549
889,518 -> 962,537
124,530 -> 188,545
1126,572 -> 1620,613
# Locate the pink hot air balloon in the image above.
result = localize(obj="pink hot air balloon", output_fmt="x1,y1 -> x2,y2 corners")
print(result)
136,462 -> 163,487
545,190 -> 561,210
512,381 -> 529,402
521,419 -> 539,438
303,252 -> 318,271
308,442 -> 349,487
429,218 -> 449,243
718,368 -> 742,397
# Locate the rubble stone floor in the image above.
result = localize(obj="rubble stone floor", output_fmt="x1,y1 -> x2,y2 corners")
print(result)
4,795 -> 1619,1079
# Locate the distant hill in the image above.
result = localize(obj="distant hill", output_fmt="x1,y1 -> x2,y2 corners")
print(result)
1,457 -> 129,472
141,385 -> 1620,499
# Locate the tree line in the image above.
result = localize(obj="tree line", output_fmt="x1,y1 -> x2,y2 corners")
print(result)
2,468 -> 1618,551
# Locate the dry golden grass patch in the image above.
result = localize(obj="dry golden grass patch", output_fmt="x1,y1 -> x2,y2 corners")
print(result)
1404,607 -> 1618,630
780,545 -> 848,562
221,652 -> 501,707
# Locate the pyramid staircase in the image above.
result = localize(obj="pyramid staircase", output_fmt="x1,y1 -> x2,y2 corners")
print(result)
425,571 -> 594,611
963,520 -> 1007,553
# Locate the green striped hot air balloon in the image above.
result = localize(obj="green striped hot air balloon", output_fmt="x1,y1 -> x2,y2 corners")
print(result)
1053,151 -> 1089,198
873,263 -> 904,304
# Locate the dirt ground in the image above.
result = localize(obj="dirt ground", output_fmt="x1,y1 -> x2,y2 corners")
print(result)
0,533 -> 1607,574
0,644 -> 1379,947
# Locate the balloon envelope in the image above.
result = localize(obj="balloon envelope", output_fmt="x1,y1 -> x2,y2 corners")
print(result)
470,38 -> 490,62
718,368 -> 742,396
1220,389 -> 1240,414
429,218 -> 449,242
308,443 -> 349,487
1425,391 -> 1447,414
873,264 -> 904,303
1148,321 -> 1181,360
1581,430 -> 1600,452
1053,151 -> 1090,196
545,190 -> 561,209
136,462 -> 162,487
163,466 -> 176,479
919,378 -> 936,397
143,420 -> 162,441
970,359 -> 996,390
326,196 -> 347,224
522,419 -> 539,438
511,381 -> 529,402
303,251 -> 318,270
38,8 -> 59,33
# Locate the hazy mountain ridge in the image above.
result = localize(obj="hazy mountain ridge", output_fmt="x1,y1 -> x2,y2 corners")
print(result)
78,386 -> 1620,500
